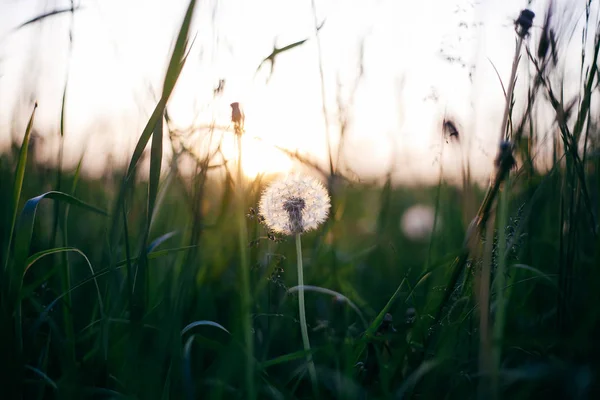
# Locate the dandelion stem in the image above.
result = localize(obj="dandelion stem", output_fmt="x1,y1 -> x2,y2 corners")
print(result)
236,134 -> 255,400
295,233 -> 318,395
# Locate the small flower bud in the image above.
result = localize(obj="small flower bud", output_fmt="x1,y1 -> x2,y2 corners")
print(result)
230,102 -> 244,135
230,102 -> 243,124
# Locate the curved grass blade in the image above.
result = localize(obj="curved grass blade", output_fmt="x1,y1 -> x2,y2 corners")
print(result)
181,320 -> 230,337
509,264 -> 557,287
24,247 -> 87,276
14,6 -> 83,31
25,248 -> 104,336
12,191 -> 107,281
287,285 -> 368,328
21,245 -> 197,301
24,365 -> 57,391
147,231 -> 178,253
8,191 -> 106,359
394,360 -> 439,399
125,0 -> 197,180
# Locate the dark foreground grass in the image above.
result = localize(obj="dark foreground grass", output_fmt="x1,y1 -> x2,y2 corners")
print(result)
1,1 -> 600,399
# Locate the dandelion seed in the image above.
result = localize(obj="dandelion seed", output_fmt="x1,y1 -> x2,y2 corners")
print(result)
259,175 -> 331,236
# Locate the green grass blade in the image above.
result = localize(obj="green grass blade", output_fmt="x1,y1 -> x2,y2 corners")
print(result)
287,285 -> 367,328
133,117 -> 164,320
24,247 -> 82,276
125,0 -> 196,180
23,246 -> 104,314
4,103 -> 37,271
147,231 -> 177,253
183,336 -> 197,400
10,191 -> 107,305
352,277 -> 407,363
259,349 -> 315,369
148,117 -> 163,220
24,365 -> 58,391
394,360 -> 439,399
181,320 -> 231,336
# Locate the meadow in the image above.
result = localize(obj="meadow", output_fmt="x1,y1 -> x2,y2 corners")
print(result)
1,1 -> 600,399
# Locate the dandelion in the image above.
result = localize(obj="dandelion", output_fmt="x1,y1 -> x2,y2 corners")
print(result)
259,175 -> 330,236
258,175 -> 330,394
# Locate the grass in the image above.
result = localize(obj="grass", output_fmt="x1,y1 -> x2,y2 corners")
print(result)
1,1 -> 600,399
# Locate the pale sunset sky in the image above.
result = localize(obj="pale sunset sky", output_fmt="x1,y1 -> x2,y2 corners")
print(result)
0,0 -> 595,183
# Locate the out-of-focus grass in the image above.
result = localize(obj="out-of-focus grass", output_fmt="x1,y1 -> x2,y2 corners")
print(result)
1,2 -> 600,399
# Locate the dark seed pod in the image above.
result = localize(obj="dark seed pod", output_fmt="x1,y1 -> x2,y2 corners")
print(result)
515,9 -> 535,38
494,140 -> 516,170
537,2 -> 554,62
378,313 -> 397,334
405,307 -> 417,326
230,102 -> 243,124
443,118 -> 460,142
230,102 -> 244,135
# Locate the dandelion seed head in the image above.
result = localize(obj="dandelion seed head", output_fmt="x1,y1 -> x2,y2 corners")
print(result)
259,175 -> 331,235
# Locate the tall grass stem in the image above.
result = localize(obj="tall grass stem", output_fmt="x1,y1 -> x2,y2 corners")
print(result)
236,134 -> 255,400
492,176 -> 510,397
499,36 -> 523,142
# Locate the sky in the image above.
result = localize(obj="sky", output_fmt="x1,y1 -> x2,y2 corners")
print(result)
0,0 -> 596,183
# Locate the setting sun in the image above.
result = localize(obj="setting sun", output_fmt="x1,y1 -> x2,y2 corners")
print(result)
220,132 -> 293,178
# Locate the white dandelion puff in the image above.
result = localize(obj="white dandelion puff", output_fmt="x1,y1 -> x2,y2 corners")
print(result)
259,175 -> 331,235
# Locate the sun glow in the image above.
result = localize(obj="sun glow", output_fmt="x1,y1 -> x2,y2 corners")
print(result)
221,133 -> 293,179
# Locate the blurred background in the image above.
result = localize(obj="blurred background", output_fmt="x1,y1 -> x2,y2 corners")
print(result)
1,0 -> 599,399
1,0 -> 592,183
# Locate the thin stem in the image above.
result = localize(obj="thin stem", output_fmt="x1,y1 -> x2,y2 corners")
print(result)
425,141 -> 444,274
236,134 -> 255,400
310,0 -> 334,177
492,176 -> 510,398
296,233 -> 318,395
477,215 -> 495,400
499,36 -> 523,142
489,31 -> 524,400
